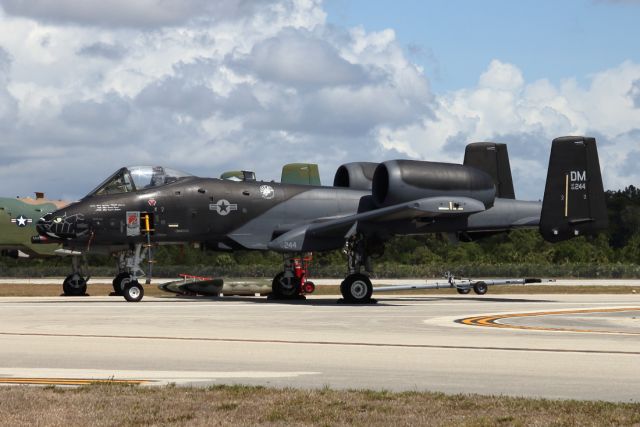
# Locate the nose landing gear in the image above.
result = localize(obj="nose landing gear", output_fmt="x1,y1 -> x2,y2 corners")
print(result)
111,243 -> 152,302
62,255 -> 89,296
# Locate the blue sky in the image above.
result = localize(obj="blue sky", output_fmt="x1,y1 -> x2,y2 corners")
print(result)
325,0 -> 640,91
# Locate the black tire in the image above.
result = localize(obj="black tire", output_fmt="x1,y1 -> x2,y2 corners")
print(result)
271,272 -> 301,299
456,287 -> 471,295
123,280 -> 144,302
473,282 -> 488,295
62,274 -> 87,296
341,273 -> 373,303
112,272 -> 129,296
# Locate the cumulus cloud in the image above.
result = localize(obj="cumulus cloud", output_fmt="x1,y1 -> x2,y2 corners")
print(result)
240,30 -> 369,88
378,59 -> 640,199
0,0 -> 637,202
0,0 -> 433,198
0,0 -> 272,28
0,46 -> 18,130
76,41 -> 127,60
630,79 -> 640,107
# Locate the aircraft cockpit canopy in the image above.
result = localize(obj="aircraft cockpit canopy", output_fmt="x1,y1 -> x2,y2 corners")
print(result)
88,166 -> 192,197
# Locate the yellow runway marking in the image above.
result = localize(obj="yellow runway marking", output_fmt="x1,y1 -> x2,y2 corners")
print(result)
0,378 -> 150,386
457,307 -> 640,335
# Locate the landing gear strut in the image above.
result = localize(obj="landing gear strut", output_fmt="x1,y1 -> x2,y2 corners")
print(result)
271,255 -> 315,300
62,255 -> 89,296
340,234 -> 381,304
111,243 -> 151,302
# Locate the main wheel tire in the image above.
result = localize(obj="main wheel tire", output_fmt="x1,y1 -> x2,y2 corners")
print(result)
473,281 -> 488,295
112,272 -> 130,296
62,274 -> 87,296
456,287 -> 471,295
341,273 -> 373,303
271,272 -> 301,299
122,280 -> 144,302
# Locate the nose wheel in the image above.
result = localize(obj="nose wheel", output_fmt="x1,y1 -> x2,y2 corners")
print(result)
122,279 -> 144,302
62,273 -> 87,296
111,272 -> 130,296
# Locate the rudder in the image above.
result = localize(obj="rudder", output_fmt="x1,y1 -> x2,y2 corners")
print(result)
540,136 -> 608,242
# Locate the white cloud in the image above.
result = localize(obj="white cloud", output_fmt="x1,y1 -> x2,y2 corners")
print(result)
0,1 -> 637,202
0,47 -> 18,130
0,0 -> 433,197
0,0 -> 273,28
241,29 -> 369,88
378,60 -> 640,199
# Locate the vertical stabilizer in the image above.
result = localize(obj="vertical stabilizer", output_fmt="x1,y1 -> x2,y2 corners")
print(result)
281,163 -> 321,186
540,136 -> 608,242
464,142 -> 516,199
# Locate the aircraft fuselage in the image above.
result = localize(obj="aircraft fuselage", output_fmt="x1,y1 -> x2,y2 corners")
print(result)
40,177 -> 541,252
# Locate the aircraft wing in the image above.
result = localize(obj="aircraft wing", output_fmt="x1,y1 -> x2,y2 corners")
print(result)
267,196 -> 485,252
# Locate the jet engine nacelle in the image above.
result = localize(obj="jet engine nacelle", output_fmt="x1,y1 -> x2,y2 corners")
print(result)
371,160 -> 496,208
333,162 -> 379,191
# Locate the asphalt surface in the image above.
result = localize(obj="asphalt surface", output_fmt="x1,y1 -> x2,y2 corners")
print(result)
0,293 -> 638,402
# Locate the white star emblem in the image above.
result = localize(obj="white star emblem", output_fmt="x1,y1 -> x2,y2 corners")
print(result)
11,215 -> 32,227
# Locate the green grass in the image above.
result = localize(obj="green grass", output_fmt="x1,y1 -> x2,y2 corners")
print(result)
0,383 -> 638,426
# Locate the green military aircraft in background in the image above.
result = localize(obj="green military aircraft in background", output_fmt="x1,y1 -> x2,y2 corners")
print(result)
0,194 -> 68,258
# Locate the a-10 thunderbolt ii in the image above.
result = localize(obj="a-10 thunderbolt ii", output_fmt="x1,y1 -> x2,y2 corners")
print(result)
35,136 -> 607,303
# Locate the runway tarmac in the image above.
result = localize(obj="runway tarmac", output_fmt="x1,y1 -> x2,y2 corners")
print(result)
0,293 -> 638,402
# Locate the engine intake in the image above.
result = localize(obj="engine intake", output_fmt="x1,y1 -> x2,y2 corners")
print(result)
333,162 -> 378,191
372,160 -> 496,208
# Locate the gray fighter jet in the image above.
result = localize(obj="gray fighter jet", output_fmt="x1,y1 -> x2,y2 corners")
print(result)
35,136 -> 607,302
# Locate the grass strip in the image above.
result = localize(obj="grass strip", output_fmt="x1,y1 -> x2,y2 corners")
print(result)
0,383 -> 638,426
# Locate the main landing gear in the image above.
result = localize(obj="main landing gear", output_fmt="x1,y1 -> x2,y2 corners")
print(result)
270,255 -> 316,300
269,236 -> 382,304
339,234 -> 382,304
110,243 -> 151,302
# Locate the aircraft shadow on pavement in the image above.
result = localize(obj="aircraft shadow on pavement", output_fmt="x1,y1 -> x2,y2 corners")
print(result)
174,295 -> 398,307
165,295 -> 555,305
6,295 -> 555,305
374,296 -> 556,303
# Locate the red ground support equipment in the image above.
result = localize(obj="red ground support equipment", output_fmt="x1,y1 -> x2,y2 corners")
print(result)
292,254 -> 315,294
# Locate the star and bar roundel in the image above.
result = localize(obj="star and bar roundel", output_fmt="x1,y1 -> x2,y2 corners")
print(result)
11,215 -> 33,228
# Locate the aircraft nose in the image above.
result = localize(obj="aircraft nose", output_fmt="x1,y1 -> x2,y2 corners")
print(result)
36,211 -> 89,240
36,212 -> 53,237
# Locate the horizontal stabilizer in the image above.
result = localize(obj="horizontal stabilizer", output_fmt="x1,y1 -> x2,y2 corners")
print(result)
540,136 -> 608,242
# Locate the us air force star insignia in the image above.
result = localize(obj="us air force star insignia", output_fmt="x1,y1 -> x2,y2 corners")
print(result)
259,185 -> 275,200
210,199 -> 238,216
11,215 -> 32,227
